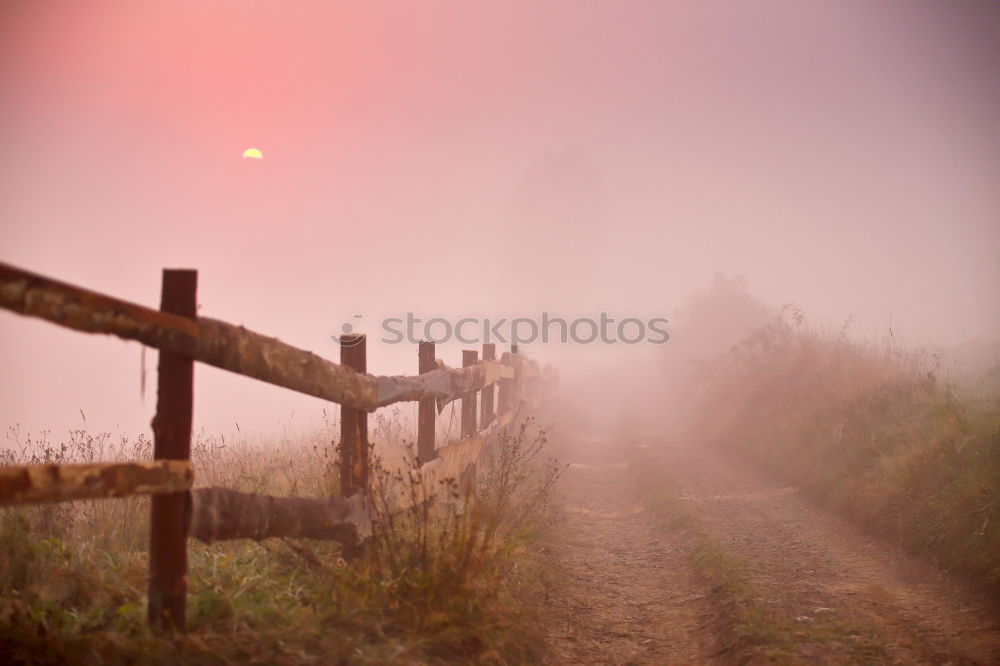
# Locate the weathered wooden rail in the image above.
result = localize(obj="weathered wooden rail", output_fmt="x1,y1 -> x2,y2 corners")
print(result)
0,262 -> 553,631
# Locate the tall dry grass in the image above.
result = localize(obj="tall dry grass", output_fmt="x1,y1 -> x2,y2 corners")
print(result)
688,308 -> 1000,590
0,415 -> 559,664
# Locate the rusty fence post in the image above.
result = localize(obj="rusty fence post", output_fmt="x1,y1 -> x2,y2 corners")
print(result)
339,334 -> 368,496
461,350 -> 478,438
148,269 -> 196,631
417,341 -> 436,464
497,351 -> 512,418
480,343 -> 496,428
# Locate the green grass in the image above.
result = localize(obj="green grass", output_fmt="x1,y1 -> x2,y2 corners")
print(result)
0,420 -> 558,664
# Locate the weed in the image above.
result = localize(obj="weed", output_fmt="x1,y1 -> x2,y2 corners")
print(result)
0,416 -> 557,663
688,311 -> 1000,591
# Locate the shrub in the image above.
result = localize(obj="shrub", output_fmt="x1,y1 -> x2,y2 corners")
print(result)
689,311 -> 1000,589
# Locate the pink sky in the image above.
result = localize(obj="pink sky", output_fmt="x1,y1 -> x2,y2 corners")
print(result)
1,1 -> 998,439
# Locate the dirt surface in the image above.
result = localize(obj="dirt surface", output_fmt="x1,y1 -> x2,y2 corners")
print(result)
542,435 -> 725,664
541,433 -> 1000,664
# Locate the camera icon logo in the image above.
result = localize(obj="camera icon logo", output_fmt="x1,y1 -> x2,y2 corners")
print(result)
333,315 -> 365,347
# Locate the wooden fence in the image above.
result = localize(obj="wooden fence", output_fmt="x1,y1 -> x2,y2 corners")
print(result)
0,262 -> 555,631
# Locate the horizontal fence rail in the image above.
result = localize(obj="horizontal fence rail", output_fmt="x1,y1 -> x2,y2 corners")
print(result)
0,460 -> 193,505
0,261 -> 555,632
189,487 -> 373,544
0,262 -> 516,412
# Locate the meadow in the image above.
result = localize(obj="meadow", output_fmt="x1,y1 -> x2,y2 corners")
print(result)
687,307 -> 1000,591
0,415 -> 560,664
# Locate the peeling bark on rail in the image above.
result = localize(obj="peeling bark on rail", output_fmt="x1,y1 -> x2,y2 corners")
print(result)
0,262 -> 523,412
375,361 -> 513,412
0,263 -> 379,409
0,460 -> 193,505
198,318 -> 380,410
188,488 -> 373,545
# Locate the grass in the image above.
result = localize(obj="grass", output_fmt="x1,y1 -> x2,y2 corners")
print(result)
0,417 -> 559,664
688,306 -> 1000,592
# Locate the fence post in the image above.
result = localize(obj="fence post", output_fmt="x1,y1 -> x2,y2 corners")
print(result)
417,341 -> 436,464
339,334 -> 368,496
148,269 -> 196,631
480,343 -> 496,428
497,351 -> 512,417
461,350 -> 478,438
510,343 -> 520,409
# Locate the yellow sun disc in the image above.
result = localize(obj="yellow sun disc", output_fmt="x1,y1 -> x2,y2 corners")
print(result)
242,148 -> 263,159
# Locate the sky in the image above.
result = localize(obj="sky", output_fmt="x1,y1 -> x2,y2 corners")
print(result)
1,1 -> 998,440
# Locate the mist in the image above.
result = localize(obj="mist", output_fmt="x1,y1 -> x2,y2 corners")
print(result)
2,0 -> 998,438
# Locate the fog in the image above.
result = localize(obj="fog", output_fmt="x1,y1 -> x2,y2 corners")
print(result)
1,1 -> 998,439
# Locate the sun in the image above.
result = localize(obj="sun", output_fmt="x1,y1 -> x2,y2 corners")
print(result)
242,148 -> 263,160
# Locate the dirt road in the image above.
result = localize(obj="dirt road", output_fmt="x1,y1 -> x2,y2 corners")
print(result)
542,434 -> 1000,664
